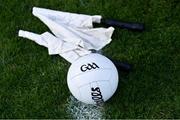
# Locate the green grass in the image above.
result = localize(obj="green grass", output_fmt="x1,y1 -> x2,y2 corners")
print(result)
0,0 -> 180,119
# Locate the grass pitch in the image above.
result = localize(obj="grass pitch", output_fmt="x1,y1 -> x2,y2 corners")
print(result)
0,0 -> 180,119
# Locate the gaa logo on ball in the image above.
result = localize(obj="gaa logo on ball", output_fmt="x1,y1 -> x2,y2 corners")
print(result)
67,53 -> 119,105
80,62 -> 99,72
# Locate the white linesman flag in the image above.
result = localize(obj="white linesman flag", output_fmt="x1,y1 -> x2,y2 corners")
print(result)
18,7 -> 114,63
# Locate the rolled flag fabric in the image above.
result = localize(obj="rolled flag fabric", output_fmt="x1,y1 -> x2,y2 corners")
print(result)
18,30 -> 91,63
18,7 -> 115,63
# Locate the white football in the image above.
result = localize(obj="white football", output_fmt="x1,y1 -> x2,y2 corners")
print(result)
67,53 -> 119,104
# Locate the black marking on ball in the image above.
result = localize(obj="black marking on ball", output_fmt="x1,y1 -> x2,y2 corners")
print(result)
91,87 -> 104,105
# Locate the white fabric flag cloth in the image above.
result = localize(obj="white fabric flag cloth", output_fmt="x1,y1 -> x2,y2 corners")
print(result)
18,7 -> 115,63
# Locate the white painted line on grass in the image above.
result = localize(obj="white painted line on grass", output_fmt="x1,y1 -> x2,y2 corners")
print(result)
66,95 -> 105,119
